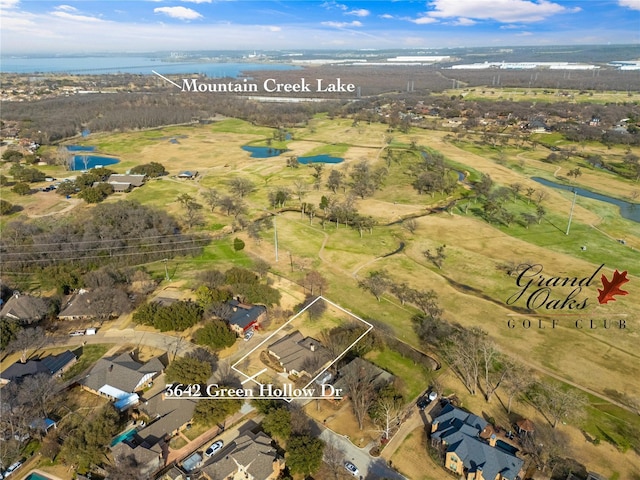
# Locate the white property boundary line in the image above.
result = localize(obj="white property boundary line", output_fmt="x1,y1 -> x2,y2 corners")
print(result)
231,296 -> 373,401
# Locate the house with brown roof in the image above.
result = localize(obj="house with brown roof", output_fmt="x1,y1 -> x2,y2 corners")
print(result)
332,357 -> 394,400
267,331 -> 331,377
0,292 -> 49,324
200,431 -> 284,480
107,174 -> 146,192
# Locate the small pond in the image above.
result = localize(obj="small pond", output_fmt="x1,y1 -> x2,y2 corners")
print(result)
532,177 -> 640,223
242,145 -> 288,158
71,154 -> 120,170
298,155 -> 344,164
66,145 -> 95,152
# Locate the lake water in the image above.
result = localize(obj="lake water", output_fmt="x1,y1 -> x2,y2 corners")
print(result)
298,155 -> 344,164
1,56 -> 301,77
66,145 -> 95,152
72,154 -> 120,170
532,177 -> 640,223
242,146 -> 288,158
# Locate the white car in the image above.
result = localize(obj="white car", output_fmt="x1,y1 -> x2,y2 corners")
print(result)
4,461 -> 22,477
69,330 -> 85,336
344,461 -> 359,477
243,329 -> 254,341
205,440 -> 224,457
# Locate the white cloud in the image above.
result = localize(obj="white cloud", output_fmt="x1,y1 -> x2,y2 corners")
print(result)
154,6 -> 202,20
409,15 -> 438,24
181,0 -> 212,3
619,0 -> 640,10
347,8 -> 370,17
267,25 -> 281,32
451,17 -> 476,26
0,0 -> 20,9
321,1 -> 348,11
426,0 -> 580,23
51,11 -> 105,22
516,31 -> 533,35
321,20 -> 363,28
55,5 -> 78,12
379,13 -> 394,19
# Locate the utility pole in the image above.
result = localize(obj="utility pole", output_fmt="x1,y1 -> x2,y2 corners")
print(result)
566,189 -> 577,235
163,258 -> 170,281
274,213 -> 278,262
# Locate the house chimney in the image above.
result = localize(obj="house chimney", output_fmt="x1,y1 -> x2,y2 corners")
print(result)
310,344 -> 315,352
431,420 -> 439,434
109,364 -> 114,372
489,434 -> 497,447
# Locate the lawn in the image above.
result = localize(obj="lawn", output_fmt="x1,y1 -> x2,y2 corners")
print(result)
365,348 -> 436,401
62,344 -> 111,380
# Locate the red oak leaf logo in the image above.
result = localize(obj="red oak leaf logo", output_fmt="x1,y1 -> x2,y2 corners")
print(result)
597,270 -> 630,304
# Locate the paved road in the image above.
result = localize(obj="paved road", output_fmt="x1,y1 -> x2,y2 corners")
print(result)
315,420 -> 406,480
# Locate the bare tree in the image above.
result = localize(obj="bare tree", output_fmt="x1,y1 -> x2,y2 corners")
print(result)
341,361 -> 379,430
531,381 -> 587,428
423,244 -> 447,269
443,327 -> 486,396
228,177 -> 256,198
503,362 -> 534,414
202,187 -> 220,212
303,270 -> 327,296
9,327 -> 46,363
401,218 -> 418,234
369,386 -> 403,440
323,441 -> 345,480
358,270 -> 390,302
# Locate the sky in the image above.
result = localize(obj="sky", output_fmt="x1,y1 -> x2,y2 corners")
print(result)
1,0 -> 639,54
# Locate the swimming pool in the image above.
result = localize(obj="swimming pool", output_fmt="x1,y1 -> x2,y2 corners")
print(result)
496,439 -> 519,455
25,472 -> 55,480
110,427 -> 137,447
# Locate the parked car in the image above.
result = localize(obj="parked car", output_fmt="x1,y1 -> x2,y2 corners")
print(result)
243,329 -> 254,341
205,440 -> 224,457
4,461 -> 22,477
344,461 -> 359,477
428,391 -> 438,402
417,397 -> 428,410
69,330 -> 85,336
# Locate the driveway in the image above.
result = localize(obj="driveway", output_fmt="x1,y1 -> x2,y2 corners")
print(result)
314,421 -> 406,480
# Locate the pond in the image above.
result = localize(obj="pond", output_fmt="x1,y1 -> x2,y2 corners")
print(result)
532,177 -> 640,223
242,145 -> 288,158
71,154 -> 120,170
298,155 -> 344,164
66,145 -> 95,152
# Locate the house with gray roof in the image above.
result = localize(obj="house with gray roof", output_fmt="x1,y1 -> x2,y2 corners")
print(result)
0,292 -> 49,324
137,391 -> 197,447
81,352 -> 164,409
0,350 -> 76,385
200,431 -> 284,480
267,331 -> 331,377
430,403 -> 524,480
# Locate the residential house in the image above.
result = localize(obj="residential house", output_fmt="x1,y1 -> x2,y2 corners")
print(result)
108,174 -> 146,192
111,440 -> 164,479
200,431 -> 284,480
332,357 -> 394,399
137,391 -> 198,447
81,352 -> 164,410
0,350 -> 77,385
0,292 -> 49,324
177,171 -> 198,179
58,289 -> 95,320
267,331 -> 331,377
430,403 -> 524,480
524,118 -> 550,133
228,299 -> 266,335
